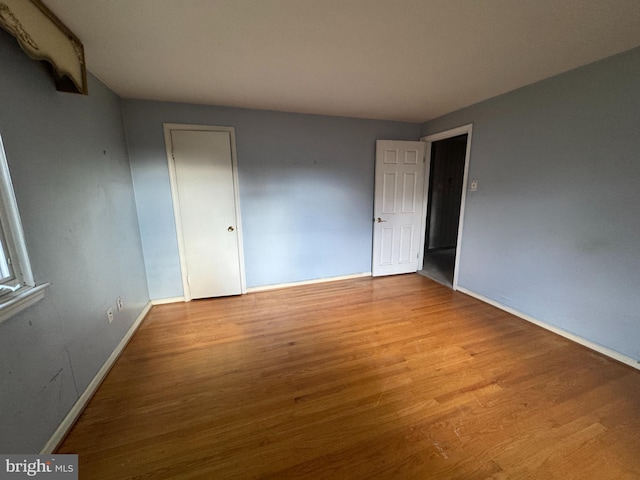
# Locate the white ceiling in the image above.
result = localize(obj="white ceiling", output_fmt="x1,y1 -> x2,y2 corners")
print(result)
42,0 -> 640,122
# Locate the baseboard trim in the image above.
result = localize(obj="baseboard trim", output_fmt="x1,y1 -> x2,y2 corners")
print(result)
153,274 -> 375,299
40,301 -> 153,454
151,296 -> 185,305
247,272 -> 372,293
457,286 -> 640,371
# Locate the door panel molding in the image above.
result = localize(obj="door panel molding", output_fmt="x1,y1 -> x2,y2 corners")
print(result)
372,140 -> 426,276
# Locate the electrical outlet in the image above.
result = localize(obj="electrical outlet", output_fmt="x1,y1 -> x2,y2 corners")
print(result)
107,307 -> 114,324
116,296 -> 124,312
470,180 -> 478,191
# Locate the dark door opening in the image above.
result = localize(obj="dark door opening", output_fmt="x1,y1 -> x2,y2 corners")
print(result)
419,134 -> 467,287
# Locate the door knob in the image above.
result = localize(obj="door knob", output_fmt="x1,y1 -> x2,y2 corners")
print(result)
228,226 -> 235,232
375,218 -> 387,223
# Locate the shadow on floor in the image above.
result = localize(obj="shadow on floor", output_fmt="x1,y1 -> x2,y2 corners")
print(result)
418,248 -> 455,287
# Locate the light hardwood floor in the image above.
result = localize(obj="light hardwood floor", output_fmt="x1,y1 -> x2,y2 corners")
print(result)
57,274 -> 640,479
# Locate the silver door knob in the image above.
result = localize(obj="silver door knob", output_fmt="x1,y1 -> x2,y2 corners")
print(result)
375,218 -> 387,223
228,226 -> 235,232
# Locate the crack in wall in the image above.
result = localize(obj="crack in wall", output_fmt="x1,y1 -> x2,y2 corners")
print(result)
64,347 -> 80,398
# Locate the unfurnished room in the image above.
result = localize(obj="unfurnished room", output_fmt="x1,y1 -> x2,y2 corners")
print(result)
1,1 -> 640,478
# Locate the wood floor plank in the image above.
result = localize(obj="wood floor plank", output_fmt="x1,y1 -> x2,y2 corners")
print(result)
57,274 -> 640,479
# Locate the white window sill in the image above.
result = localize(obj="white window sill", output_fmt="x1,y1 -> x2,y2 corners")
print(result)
0,283 -> 50,325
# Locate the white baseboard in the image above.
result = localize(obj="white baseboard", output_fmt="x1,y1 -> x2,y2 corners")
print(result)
247,272 -> 372,293
153,275 -> 374,301
40,301 -> 153,454
151,296 -> 185,305
457,286 -> 640,371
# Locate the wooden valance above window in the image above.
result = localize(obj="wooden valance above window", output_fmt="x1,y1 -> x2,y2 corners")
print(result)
0,0 -> 87,95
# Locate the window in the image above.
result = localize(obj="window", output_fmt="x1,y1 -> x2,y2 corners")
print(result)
0,133 -> 48,323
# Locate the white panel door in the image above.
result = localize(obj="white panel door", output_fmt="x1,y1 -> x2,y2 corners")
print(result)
169,128 -> 243,299
372,140 -> 426,276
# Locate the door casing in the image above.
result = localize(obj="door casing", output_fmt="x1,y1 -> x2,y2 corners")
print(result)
419,124 -> 473,290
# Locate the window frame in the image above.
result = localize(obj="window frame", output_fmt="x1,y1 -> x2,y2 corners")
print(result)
0,133 -> 49,324
0,222 -> 16,285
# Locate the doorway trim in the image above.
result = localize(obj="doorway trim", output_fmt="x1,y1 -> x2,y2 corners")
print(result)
163,123 -> 247,301
419,123 -> 473,290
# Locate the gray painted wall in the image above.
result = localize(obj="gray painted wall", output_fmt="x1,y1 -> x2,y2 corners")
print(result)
422,47 -> 640,361
0,30 -> 149,452
122,101 -> 421,298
